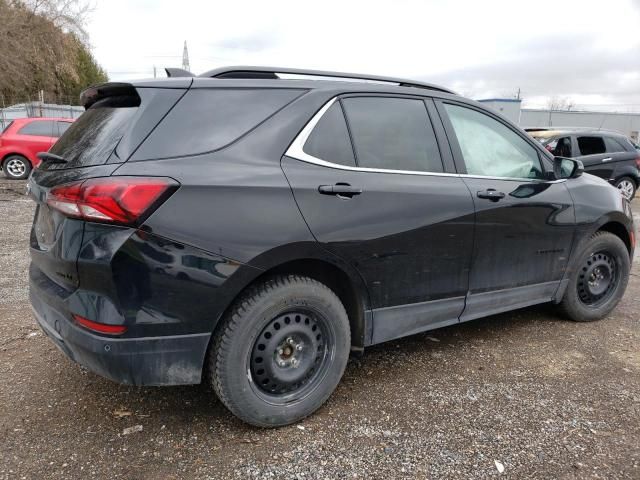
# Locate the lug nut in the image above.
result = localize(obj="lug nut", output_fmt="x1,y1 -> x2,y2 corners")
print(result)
291,359 -> 299,367
278,348 -> 284,355
296,344 -> 303,351
287,337 -> 295,345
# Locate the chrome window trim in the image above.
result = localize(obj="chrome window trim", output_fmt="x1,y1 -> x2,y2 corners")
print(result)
284,96 -> 566,184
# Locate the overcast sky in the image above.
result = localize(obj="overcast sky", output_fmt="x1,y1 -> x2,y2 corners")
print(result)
88,0 -> 640,110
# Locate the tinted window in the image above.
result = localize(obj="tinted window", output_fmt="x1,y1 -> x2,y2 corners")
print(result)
57,121 -> 72,137
135,88 -> 303,159
49,105 -> 138,167
303,102 -> 355,167
18,120 -> 56,137
604,136 -> 627,153
545,136 -> 572,157
341,97 -> 442,172
444,103 -> 544,179
577,136 -> 606,155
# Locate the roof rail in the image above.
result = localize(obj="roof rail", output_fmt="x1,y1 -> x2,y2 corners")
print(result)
198,66 -> 456,94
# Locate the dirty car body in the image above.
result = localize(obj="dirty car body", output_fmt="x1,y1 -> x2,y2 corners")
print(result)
28,67 -> 635,426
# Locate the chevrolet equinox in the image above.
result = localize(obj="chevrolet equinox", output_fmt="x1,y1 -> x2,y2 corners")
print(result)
29,66 -> 635,427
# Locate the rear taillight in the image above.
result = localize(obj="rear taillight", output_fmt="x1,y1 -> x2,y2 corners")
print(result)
73,314 -> 127,335
47,177 -> 177,226
635,156 -> 640,169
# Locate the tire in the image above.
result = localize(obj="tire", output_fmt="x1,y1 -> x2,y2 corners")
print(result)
3,155 -> 31,179
615,176 -> 636,200
209,275 -> 351,427
559,231 -> 630,322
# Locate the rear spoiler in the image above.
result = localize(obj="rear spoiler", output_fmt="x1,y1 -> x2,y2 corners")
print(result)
165,67 -> 194,78
79,83 -> 141,110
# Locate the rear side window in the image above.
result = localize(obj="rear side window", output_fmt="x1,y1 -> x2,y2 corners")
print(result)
545,136 -> 572,157
577,136 -> 606,155
604,136 -> 627,153
303,102 -> 355,167
18,120 -> 56,137
341,97 -> 443,172
134,88 -> 303,160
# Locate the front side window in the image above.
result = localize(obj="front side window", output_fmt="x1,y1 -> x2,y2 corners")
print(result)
444,103 -> 544,179
604,136 -> 627,153
341,97 -> 443,173
577,136 -> 606,155
18,120 -> 56,137
303,102 -> 355,167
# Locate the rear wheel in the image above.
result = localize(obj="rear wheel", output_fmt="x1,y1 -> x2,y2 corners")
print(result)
3,155 -> 31,179
559,231 -> 630,321
615,176 -> 636,200
209,275 -> 351,427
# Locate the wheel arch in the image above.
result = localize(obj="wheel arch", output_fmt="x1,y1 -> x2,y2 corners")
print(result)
214,253 -> 371,352
598,220 -> 633,257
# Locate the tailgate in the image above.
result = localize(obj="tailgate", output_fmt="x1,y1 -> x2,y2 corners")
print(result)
28,82 -> 187,291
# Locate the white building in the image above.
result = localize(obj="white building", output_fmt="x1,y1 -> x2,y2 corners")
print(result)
478,99 -> 640,143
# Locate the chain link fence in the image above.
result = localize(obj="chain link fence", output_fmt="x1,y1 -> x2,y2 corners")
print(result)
0,94 -> 84,130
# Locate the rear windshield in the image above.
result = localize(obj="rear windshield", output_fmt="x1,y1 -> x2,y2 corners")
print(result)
48,102 -> 138,168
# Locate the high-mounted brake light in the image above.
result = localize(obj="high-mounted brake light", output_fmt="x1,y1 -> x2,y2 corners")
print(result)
47,177 -> 177,226
73,314 -> 127,335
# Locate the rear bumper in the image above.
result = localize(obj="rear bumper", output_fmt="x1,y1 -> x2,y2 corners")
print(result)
30,279 -> 211,386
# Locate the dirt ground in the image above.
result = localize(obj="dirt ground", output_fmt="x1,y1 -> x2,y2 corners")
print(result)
0,177 -> 638,479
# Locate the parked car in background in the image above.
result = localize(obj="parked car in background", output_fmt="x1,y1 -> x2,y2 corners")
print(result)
528,129 -> 640,200
28,67 -> 634,427
0,117 -> 74,179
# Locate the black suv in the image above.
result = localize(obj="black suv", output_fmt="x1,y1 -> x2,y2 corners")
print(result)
528,129 -> 640,200
29,67 -> 635,427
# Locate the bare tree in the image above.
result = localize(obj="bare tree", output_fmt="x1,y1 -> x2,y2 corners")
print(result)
546,96 -> 575,111
0,0 -> 105,103
21,0 -> 94,41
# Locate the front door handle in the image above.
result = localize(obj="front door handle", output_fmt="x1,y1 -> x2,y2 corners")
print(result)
602,157 -> 612,162
318,183 -> 362,198
477,189 -> 505,202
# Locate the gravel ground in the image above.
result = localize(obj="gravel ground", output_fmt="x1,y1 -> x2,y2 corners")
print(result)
0,177 -> 639,479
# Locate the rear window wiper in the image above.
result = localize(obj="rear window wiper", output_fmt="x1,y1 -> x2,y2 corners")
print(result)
37,152 -> 68,164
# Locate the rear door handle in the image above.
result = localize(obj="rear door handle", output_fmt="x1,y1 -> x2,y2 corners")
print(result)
602,157 -> 612,162
318,184 -> 362,198
477,189 -> 505,202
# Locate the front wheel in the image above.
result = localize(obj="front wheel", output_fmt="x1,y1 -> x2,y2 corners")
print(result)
615,176 -> 636,200
3,155 -> 31,179
559,231 -> 630,322
209,275 -> 351,427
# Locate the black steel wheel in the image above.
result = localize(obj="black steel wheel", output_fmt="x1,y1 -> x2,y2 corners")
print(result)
576,251 -> 618,307
209,275 -> 351,427
250,311 -> 333,401
559,231 -> 630,322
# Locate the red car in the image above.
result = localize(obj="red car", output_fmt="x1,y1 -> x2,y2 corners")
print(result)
0,117 -> 74,179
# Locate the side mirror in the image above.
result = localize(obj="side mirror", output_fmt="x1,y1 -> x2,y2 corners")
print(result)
553,157 -> 584,179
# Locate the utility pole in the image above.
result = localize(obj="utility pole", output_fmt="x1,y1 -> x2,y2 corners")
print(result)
516,87 -> 521,100
182,41 -> 190,71
153,65 -> 157,78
